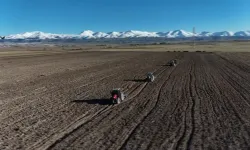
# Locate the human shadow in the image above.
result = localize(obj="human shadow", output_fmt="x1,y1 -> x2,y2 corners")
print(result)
72,98 -> 113,105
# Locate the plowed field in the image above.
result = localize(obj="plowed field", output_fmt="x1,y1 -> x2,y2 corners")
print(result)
0,51 -> 250,150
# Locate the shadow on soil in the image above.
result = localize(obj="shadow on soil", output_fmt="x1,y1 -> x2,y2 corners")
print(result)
72,99 -> 113,105
124,79 -> 147,82
156,64 -> 172,67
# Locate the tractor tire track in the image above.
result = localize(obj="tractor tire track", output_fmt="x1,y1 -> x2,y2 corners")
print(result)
119,66 -> 177,150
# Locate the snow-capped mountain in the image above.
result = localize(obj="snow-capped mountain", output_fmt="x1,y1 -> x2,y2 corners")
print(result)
79,30 -> 159,38
4,29 -> 250,40
93,32 -> 108,38
212,31 -> 234,37
199,31 -> 213,37
80,30 -> 95,38
156,30 -> 193,38
234,31 -> 250,36
120,30 -> 159,38
6,31 -> 79,40
105,32 -> 121,38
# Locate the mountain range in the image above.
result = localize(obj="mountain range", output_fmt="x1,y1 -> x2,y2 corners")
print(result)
3,30 -> 250,40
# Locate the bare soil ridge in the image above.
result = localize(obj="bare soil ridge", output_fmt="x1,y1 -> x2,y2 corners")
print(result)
0,51 -> 249,150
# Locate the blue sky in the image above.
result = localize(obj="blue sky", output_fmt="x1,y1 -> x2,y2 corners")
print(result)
0,0 -> 249,35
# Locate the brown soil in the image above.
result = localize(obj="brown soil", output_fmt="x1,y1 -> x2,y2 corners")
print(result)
0,51 -> 249,150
